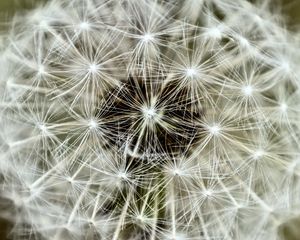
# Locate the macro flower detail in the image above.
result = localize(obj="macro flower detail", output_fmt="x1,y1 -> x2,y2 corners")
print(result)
0,0 -> 300,240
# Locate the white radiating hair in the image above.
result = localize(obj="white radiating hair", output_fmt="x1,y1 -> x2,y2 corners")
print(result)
0,0 -> 300,239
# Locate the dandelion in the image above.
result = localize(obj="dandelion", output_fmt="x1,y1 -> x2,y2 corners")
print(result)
0,0 -> 300,239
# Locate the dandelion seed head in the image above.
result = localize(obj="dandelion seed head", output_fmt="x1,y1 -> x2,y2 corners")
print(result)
172,168 -> 182,176
39,20 -> 48,30
203,189 -> 213,197
208,124 -> 221,136
88,119 -> 98,129
37,123 -> 47,133
66,176 -> 74,183
136,214 -> 144,221
207,27 -> 222,39
79,21 -> 90,30
279,103 -> 288,112
252,149 -> 265,160
185,67 -> 198,78
37,65 -> 46,75
242,85 -> 254,96
88,63 -> 99,74
117,171 -> 128,180
141,33 -> 155,43
141,105 -> 159,122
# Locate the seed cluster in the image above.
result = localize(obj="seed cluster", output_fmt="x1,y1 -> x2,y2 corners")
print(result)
0,0 -> 300,239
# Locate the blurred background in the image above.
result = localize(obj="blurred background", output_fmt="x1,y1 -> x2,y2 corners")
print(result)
0,0 -> 299,239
